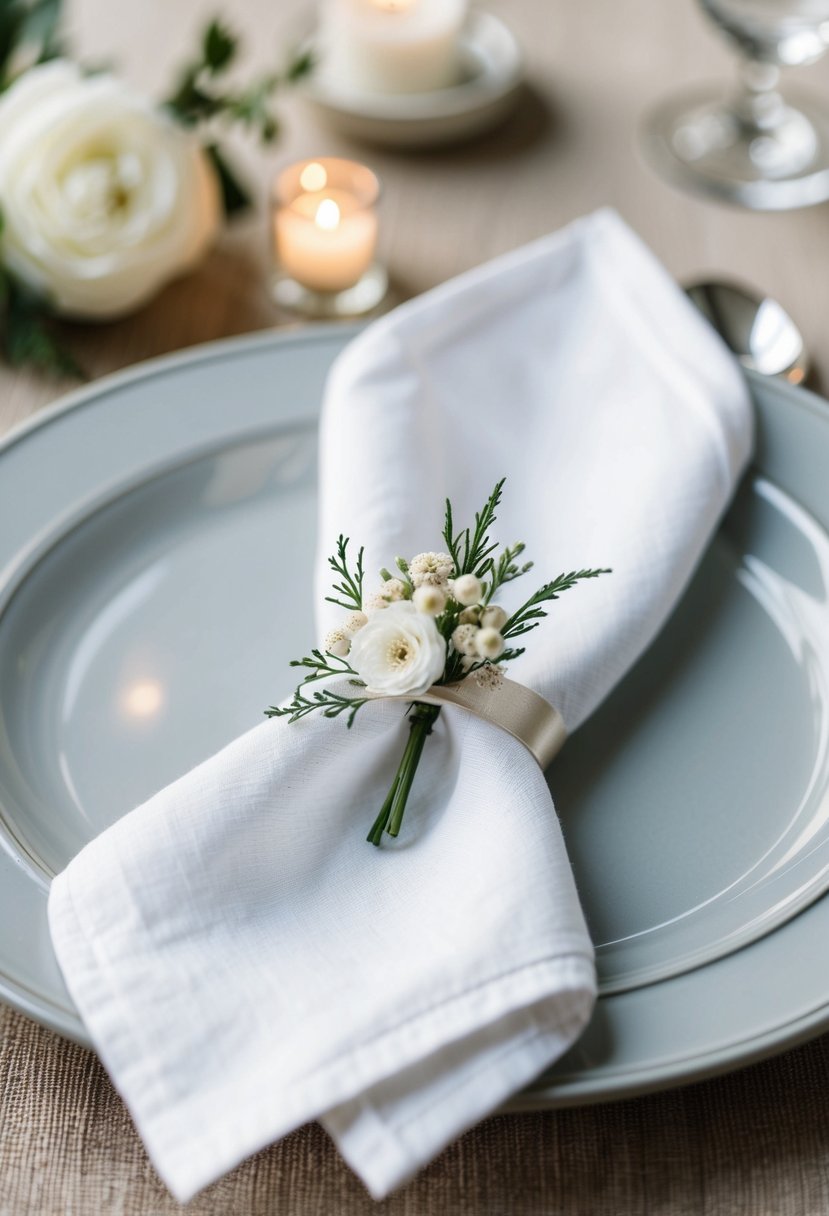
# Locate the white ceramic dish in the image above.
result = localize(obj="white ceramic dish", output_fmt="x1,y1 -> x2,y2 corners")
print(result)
2,326 -> 829,1107
300,10 -> 524,148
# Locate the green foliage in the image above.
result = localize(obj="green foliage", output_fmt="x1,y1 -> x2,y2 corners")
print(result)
325,536 -> 365,612
0,248 -> 82,378
443,478 -> 508,577
0,0 -> 63,91
267,648 -> 368,727
502,568 -> 612,640
165,21 -> 315,217
205,144 -> 251,218
267,686 -> 369,729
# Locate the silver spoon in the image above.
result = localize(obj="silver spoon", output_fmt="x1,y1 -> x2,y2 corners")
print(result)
684,280 -> 809,386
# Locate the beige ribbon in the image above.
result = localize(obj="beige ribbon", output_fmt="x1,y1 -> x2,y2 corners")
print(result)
371,677 -> 567,770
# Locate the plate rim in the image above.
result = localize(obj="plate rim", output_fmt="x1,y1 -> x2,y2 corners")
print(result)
4,329 -> 829,1104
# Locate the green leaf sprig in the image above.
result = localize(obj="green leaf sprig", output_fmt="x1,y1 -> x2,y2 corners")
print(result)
165,19 -> 314,217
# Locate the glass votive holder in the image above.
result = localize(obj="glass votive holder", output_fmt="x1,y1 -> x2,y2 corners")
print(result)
270,157 -> 388,319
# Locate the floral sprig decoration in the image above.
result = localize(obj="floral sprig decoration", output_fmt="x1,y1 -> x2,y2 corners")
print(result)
267,480 -> 611,846
0,6 -> 312,377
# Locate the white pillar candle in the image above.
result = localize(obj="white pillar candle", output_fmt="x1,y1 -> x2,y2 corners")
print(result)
272,159 -> 380,294
318,0 -> 469,95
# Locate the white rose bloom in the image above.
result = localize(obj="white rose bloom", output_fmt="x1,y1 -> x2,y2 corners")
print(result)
350,601 -> 446,696
0,61 -> 220,318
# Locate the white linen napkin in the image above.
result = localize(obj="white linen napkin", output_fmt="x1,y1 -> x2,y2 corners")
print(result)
47,209 -> 752,1202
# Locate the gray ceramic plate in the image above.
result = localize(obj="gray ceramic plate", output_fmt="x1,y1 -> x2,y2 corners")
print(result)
2,326 -> 829,1107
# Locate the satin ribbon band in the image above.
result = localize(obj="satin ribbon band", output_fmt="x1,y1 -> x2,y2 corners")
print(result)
369,677 -> 567,770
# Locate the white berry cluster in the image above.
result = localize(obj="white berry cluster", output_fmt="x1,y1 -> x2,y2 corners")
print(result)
366,550 -> 456,620
449,576 -> 507,663
323,552 -> 508,685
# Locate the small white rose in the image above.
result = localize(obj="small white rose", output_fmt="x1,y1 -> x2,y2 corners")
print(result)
409,551 -> 453,588
413,584 -> 446,616
325,627 -> 351,658
475,627 -> 505,660
451,623 -> 478,655
0,61 -> 220,319
350,601 -> 446,696
480,604 -> 508,631
458,606 -> 480,626
343,610 -> 368,634
452,574 -> 483,606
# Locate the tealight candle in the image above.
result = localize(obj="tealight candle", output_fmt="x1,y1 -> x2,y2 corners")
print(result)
318,0 -> 469,95
271,158 -> 387,318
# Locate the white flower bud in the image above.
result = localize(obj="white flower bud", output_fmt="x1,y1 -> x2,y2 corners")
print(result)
480,604 -> 508,631
383,578 -> 409,601
343,610 -> 368,634
475,663 -> 505,691
452,574 -> 483,606
475,627 -> 505,660
409,552 -> 453,588
413,584 -> 446,616
458,606 -> 480,625
366,580 -> 408,612
324,628 -> 351,658
451,623 -> 479,655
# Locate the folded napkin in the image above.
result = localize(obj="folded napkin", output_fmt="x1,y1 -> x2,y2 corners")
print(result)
48,209 -> 752,1202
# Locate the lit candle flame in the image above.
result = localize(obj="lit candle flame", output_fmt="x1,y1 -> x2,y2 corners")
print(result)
372,0 -> 415,9
299,161 -> 328,192
315,198 -> 341,231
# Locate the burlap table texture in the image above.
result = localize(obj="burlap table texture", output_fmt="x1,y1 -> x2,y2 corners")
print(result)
3,999 -> 829,1215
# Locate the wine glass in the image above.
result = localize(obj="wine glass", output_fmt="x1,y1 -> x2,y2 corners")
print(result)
644,0 -> 829,208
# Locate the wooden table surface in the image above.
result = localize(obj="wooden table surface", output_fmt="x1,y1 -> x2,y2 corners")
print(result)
4,1 -> 829,1212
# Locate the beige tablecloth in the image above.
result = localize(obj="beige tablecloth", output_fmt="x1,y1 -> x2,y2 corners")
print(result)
4,0 -> 829,1211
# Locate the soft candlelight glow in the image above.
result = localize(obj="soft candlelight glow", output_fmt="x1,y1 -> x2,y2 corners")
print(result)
121,679 -> 164,720
315,198 -> 341,231
319,0 -> 469,95
299,161 -> 328,192
272,157 -> 382,302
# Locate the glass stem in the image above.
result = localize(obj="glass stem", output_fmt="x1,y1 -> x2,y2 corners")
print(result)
734,57 -> 784,132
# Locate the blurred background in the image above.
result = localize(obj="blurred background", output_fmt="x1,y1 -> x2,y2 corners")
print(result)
5,0 -> 828,419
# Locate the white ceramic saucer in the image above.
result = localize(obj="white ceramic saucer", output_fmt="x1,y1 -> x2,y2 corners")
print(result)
300,10 -> 524,148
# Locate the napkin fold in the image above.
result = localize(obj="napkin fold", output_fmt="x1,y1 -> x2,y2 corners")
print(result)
48,209 -> 752,1202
